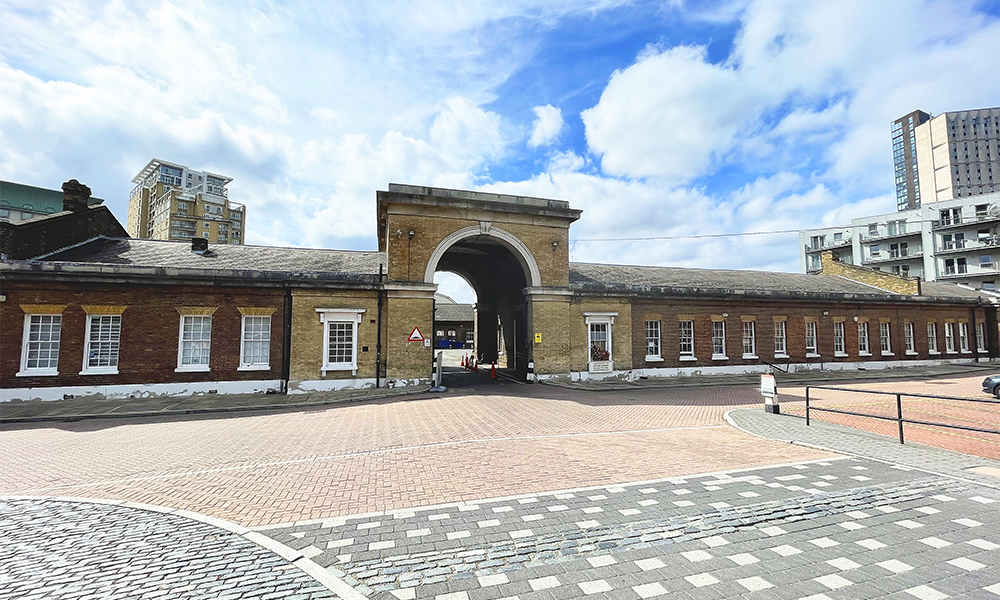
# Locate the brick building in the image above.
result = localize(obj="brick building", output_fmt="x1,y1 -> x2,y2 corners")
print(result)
2,184 -> 998,401
433,294 -> 475,348
1,238 -> 384,400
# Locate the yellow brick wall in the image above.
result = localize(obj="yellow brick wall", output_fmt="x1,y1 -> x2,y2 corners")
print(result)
571,298 -> 633,372
384,211 -> 570,286
820,251 -> 919,294
289,289 -> 381,382
385,295 -> 434,381
529,299 -> 572,374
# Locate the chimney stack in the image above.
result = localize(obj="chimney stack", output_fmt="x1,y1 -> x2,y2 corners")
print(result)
62,179 -> 92,212
191,237 -> 209,254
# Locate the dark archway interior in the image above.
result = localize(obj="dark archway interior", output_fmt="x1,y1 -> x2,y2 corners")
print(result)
435,235 -> 530,375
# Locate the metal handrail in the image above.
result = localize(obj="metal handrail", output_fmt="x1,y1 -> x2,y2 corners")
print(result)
759,357 -> 790,374
805,385 -> 1000,444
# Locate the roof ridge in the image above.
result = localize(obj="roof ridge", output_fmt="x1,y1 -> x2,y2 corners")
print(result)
114,237 -> 385,255
31,235 -> 109,261
569,261 -> 806,276
832,274 -> 898,295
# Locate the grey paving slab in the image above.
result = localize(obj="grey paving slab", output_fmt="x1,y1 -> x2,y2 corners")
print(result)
0,499 -> 347,600
261,458 -> 1000,599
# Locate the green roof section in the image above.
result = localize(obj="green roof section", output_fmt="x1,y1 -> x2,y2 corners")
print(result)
0,180 -> 104,214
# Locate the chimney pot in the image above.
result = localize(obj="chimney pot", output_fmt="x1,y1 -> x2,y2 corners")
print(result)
191,237 -> 209,254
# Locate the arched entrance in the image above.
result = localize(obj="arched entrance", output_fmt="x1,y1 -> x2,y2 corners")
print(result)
427,226 -> 540,375
377,184 -> 581,384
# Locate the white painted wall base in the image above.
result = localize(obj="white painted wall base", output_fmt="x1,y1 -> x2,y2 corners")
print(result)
0,379 -> 283,403
540,357 -> 996,384
288,377 -> 431,394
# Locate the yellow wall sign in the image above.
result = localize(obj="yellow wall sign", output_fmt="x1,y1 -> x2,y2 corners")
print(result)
534,333 -> 542,343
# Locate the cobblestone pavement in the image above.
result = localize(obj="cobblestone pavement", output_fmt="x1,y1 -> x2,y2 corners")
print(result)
259,457 -> 1000,599
0,385 -> 829,526
0,498 -> 347,600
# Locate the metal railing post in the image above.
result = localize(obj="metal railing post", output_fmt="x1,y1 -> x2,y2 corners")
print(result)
805,387 -> 810,426
896,393 -> 904,444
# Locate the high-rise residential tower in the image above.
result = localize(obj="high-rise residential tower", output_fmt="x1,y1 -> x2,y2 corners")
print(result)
892,109 -> 930,211
127,159 -> 246,244
913,107 -> 1000,205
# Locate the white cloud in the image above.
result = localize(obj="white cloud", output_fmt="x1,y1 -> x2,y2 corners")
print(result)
547,150 -> 586,172
582,44 -> 762,181
528,105 -> 563,147
581,0 -> 998,192
0,0 -> 996,279
434,271 -> 478,304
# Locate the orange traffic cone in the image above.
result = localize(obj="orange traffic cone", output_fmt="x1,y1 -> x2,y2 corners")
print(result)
490,363 -> 497,379
461,355 -> 466,368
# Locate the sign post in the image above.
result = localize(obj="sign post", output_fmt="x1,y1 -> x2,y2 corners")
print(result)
760,373 -> 779,414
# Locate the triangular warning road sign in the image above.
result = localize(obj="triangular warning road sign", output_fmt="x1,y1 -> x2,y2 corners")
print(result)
408,327 -> 424,342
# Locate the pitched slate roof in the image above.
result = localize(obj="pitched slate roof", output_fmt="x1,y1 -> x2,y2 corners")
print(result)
36,237 -> 384,282
435,303 -> 474,322
569,262 -> 984,302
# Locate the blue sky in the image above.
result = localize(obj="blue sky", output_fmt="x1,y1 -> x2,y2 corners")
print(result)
1,0 -> 998,303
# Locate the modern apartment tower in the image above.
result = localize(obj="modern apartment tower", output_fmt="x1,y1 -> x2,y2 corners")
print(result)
127,159 -> 245,244
801,192 -> 1000,290
893,109 -> 930,211
894,107 -> 1000,211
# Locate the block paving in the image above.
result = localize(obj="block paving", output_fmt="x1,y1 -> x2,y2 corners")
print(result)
3,373 -> 999,598
0,384 -> 828,526
260,457 -> 1000,599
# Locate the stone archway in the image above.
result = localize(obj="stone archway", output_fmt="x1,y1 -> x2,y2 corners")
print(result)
376,184 -> 581,382
428,228 -> 537,373
423,224 -> 542,288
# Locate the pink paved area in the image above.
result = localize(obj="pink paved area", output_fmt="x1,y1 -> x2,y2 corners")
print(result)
0,385 -> 831,527
779,374 -> 1000,460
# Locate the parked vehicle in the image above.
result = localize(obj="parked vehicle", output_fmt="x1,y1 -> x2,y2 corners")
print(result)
982,375 -> 1000,398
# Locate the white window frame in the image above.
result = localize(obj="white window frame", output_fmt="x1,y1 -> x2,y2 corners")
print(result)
805,321 -> 819,357
880,321 -> 893,356
711,320 -> 727,360
584,312 -> 617,371
927,322 -> 939,354
176,315 -> 213,372
81,314 -> 121,375
833,322 -> 846,357
679,320 -> 696,361
976,322 -> 988,353
904,322 -> 917,355
239,315 -> 272,371
773,321 -> 788,358
17,314 -> 63,377
945,322 -> 956,353
466,330 -> 475,344
644,320 -> 662,361
741,320 -> 757,359
959,322 -> 970,352
858,322 -> 871,356
317,308 -> 366,374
